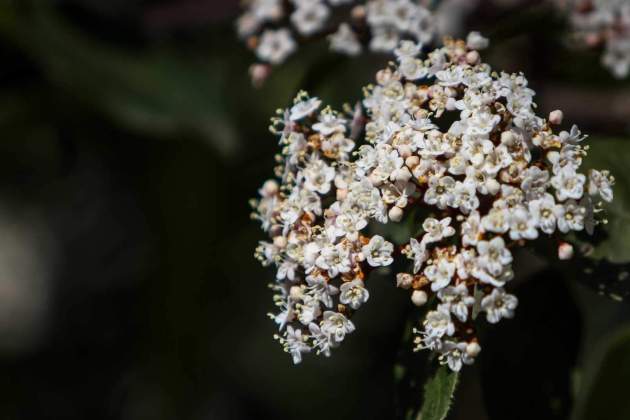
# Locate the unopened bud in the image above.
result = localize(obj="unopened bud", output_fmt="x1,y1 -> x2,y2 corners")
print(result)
262,179 -> 279,197
500,130 -> 516,145
350,5 -> 366,20
405,155 -> 420,169
273,235 -> 287,248
549,109 -> 564,125
486,179 -> 501,195
395,166 -> 412,182
289,286 -> 303,300
336,188 -> 348,201
558,242 -> 574,260
249,63 -> 272,89
397,144 -> 412,158
466,342 -> 482,357
411,290 -> 428,306
466,50 -> 480,65
389,206 -> 404,222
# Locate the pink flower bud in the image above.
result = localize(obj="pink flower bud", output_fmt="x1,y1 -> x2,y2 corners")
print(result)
558,242 -> 574,260
466,50 -> 480,65
549,110 -> 564,125
249,63 -> 272,89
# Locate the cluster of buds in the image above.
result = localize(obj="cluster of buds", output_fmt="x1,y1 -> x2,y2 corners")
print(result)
237,0 -> 479,86
556,0 -> 630,78
252,35 -> 615,370
251,92 -> 395,363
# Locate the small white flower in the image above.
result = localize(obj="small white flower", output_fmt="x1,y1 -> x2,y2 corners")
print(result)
554,200 -> 585,233
312,111 -> 347,136
290,96 -> 322,121
320,311 -> 355,344
421,217 -> 455,245
481,288 -> 518,324
257,29 -> 297,65
466,31 -> 489,50
369,26 -> 400,53
306,273 -> 339,308
408,238 -> 428,274
461,211 -> 482,247
440,340 -> 474,372
528,194 -> 558,234
298,294 -> 322,325
291,1 -> 330,36
588,169 -> 614,203
476,237 -> 512,277
437,283 -> 474,322
520,166 -> 550,201
399,56 -> 429,80
466,109 -> 501,136
329,209 -> 368,241
424,175 -> 456,209
551,166 -> 586,202
308,322 -> 333,356
329,23 -> 362,56
508,207 -> 539,240
424,257 -> 456,291
277,260 -> 298,281
481,207 -> 510,234
285,326 -> 311,364
303,156 -> 336,194
451,179 -> 480,214
362,235 -> 394,267
394,40 -> 422,59
316,243 -> 352,277
424,308 -> 455,338
602,38 -> 630,79
339,279 -> 370,310
454,248 -> 477,280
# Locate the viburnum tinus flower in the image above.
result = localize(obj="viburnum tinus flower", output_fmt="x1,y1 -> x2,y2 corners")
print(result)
361,34 -> 614,370
238,0 -> 481,85
252,34 -> 615,371
251,91 -> 394,363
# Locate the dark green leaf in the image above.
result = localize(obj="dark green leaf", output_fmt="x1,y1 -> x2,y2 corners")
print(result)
0,3 -> 243,156
417,366 -> 459,420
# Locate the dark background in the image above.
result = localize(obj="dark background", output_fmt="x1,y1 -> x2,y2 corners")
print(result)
0,1 -> 629,419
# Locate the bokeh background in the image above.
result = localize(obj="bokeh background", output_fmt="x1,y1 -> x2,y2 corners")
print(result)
0,0 -> 630,419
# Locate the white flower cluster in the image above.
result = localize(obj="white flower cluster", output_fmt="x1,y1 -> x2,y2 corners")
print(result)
557,0 -> 630,78
252,35 -> 615,370
251,92 -> 394,364
238,0 -> 437,66
238,0 -> 476,85
361,35 -> 614,371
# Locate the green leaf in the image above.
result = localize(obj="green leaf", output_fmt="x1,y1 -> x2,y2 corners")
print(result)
417,366 -> 459,420
574,326 -> 630,420
0,3 -> 244,157
560,137 -> 630,302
